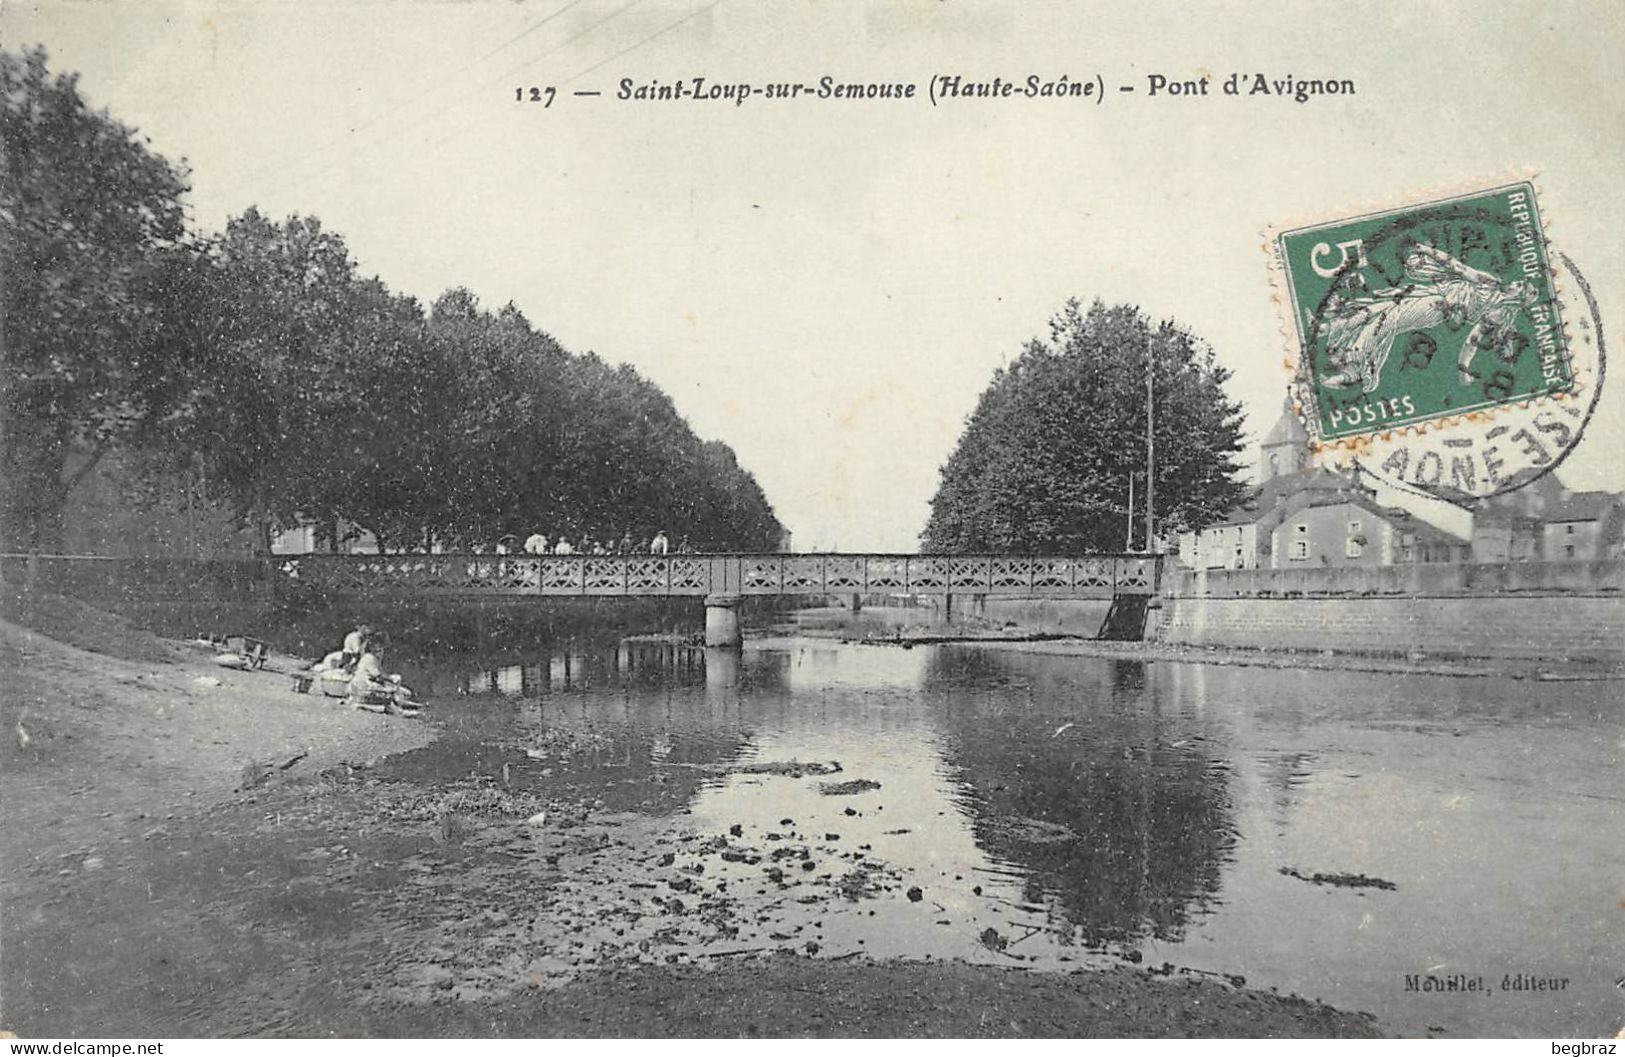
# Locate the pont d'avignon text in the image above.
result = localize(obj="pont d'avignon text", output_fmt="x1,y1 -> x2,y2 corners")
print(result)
598,72 -> 1356,108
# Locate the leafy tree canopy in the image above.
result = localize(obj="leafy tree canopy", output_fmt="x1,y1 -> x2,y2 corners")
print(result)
1,45 -> 190,547
922,299 -> 1247,554
2,47 -> 782,554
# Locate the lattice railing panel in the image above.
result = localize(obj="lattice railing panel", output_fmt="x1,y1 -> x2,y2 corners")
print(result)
583,559 -> 627,593
824,557 -> 866,591
946,558 -> 992,591
491,558 -> 541,592
906,558 -> 948,590
990,558 -> 1034,590
782,558 -> 827,592
1032,559 -> 1074,589
668,559 -> 709,593
540,559 -> 584,592
1074,558 -> 1115,589
386,559 -> 450,591
866,558 -> 907,591
624,559 -> 668,593
741,558 -> 782,593
465,558 -> 536,593
1115,557 -> 1156,590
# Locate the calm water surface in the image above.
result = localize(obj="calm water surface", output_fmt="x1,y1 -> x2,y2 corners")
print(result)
399,638 -> 1623,1037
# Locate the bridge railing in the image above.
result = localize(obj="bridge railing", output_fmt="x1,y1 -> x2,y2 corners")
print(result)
276,552 -> 1162,598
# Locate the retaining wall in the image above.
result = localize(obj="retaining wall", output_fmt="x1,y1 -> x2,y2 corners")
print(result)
973,598 -> 1115,635
1155,560 -> 1624,661
1155,594 -> 1624,662
1163,559 -> 1624,598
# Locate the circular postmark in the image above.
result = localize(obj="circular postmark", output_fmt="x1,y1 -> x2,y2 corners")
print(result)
1316,252 -> 1603,502
1275,182 -> 1603,499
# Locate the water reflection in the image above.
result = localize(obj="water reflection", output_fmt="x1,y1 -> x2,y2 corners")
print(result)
926,650 -> 1235,945
436,641 -> 1236,953
386,636 -> 1621,1037
377,638 -> 754,797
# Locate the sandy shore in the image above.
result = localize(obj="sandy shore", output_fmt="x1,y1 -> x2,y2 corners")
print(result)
0,596 -> 1383,1038
1,599 -> 434,872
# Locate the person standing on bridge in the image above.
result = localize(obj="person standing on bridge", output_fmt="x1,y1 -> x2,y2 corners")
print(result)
523,532 -> 548,555
553,537 -> 573,555
650,531 -> 670,555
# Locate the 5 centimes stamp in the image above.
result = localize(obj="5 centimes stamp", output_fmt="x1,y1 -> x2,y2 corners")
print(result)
1270,180 -> 1604,498
1276,181 -> 1571,441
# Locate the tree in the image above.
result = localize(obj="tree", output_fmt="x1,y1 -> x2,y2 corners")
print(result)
921,300 -> 1247,553
0,45 -> 783,555
127,209 -> 388,550
0,46 -> 190,548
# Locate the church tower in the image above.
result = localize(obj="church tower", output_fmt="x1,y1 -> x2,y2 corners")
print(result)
1259,391 -> 1310,481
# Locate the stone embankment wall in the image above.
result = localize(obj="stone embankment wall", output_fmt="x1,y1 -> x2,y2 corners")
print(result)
1154,560 -> 1625,662
967,598 -> 1114,635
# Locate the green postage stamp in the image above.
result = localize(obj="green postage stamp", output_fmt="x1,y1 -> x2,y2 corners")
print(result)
1274,182 -> 1573,444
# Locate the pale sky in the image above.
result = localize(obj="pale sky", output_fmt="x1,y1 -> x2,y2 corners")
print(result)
8,0 -> 1624,550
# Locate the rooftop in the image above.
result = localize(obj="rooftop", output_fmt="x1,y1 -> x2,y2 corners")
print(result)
1546,490 -> 1623,523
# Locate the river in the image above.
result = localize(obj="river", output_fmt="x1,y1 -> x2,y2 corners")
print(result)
390,636 -> 1623,1038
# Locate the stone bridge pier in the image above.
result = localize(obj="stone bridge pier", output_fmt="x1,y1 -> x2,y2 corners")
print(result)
703,593 -> 743,648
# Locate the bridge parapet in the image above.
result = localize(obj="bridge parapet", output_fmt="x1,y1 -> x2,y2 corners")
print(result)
278,553 -> 1162,599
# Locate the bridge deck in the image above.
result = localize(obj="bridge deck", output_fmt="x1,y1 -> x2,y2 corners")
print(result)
282,553 -> 1162,599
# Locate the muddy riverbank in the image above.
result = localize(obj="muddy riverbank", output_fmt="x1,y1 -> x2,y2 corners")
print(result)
0,597 -> 1384,1038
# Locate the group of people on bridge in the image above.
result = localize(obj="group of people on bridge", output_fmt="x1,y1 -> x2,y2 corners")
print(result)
493,530 -> 694,557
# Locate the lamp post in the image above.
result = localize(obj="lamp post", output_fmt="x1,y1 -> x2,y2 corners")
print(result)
1145,339 -> 1156,553
1125,472 -> 1136,551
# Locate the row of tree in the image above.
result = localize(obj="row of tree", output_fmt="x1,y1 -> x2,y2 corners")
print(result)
1,46 -> 783,554
922,299 -> 1249,553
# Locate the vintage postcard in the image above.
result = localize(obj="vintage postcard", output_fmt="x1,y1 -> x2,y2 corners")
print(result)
1,1 -> 1621,1049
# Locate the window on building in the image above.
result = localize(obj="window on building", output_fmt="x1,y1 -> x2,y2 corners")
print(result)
1565,524 -> 1575,535
1291,524 -> 1309,561
1342,519 -> 1363,558
1269,453 -> 1280,477
1401,544 -> 1415,562
1565,544 -> 1576,559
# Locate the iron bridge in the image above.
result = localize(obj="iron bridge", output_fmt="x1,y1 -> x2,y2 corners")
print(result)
282,553 -> 1162,599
